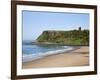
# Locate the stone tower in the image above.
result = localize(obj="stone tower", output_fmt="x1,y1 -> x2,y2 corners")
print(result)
79,27 -> 81,31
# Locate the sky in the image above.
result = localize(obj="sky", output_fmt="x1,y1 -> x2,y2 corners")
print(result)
22,11 -> 89,40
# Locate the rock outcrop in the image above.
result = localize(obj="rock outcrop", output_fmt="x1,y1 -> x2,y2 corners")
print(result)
36,29 -> 89,45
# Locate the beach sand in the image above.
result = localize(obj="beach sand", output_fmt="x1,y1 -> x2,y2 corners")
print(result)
22,46 -> 89,69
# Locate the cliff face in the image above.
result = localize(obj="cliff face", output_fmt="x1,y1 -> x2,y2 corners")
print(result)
36,30 -> 89,45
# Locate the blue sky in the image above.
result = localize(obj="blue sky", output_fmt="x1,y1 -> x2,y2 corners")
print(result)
22,11 -> 89,40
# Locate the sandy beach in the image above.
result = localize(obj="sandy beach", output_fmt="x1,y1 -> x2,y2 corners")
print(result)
22,46 -> 89,69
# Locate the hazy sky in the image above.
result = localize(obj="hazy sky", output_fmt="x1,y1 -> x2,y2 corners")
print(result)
22,11 -> 89,40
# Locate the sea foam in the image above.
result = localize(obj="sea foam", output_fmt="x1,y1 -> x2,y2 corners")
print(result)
22,46 -> 73,62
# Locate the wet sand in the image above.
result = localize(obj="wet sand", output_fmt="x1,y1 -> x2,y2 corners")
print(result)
22,46 -> 89,69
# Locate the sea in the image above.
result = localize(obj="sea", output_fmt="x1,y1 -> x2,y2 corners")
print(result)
22,40 -> 74,62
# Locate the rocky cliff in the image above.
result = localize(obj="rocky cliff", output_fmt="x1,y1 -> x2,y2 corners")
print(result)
36,29 -> 89,45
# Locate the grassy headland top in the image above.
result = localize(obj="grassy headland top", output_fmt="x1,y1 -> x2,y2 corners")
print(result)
36,27 -> 89,45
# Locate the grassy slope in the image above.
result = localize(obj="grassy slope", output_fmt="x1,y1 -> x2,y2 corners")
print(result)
37,30 -> 89,45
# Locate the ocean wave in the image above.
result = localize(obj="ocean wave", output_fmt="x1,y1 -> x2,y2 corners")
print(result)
22,46 -> 73,62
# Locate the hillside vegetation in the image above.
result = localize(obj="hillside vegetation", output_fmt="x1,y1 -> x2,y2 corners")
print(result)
36,28 -> 89,45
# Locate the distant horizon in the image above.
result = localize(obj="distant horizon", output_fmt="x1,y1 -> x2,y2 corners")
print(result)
22,11 -> 89,41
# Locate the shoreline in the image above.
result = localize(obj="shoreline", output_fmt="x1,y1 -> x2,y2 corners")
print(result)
22,46 -> 79,63
22,46 -> 89,69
